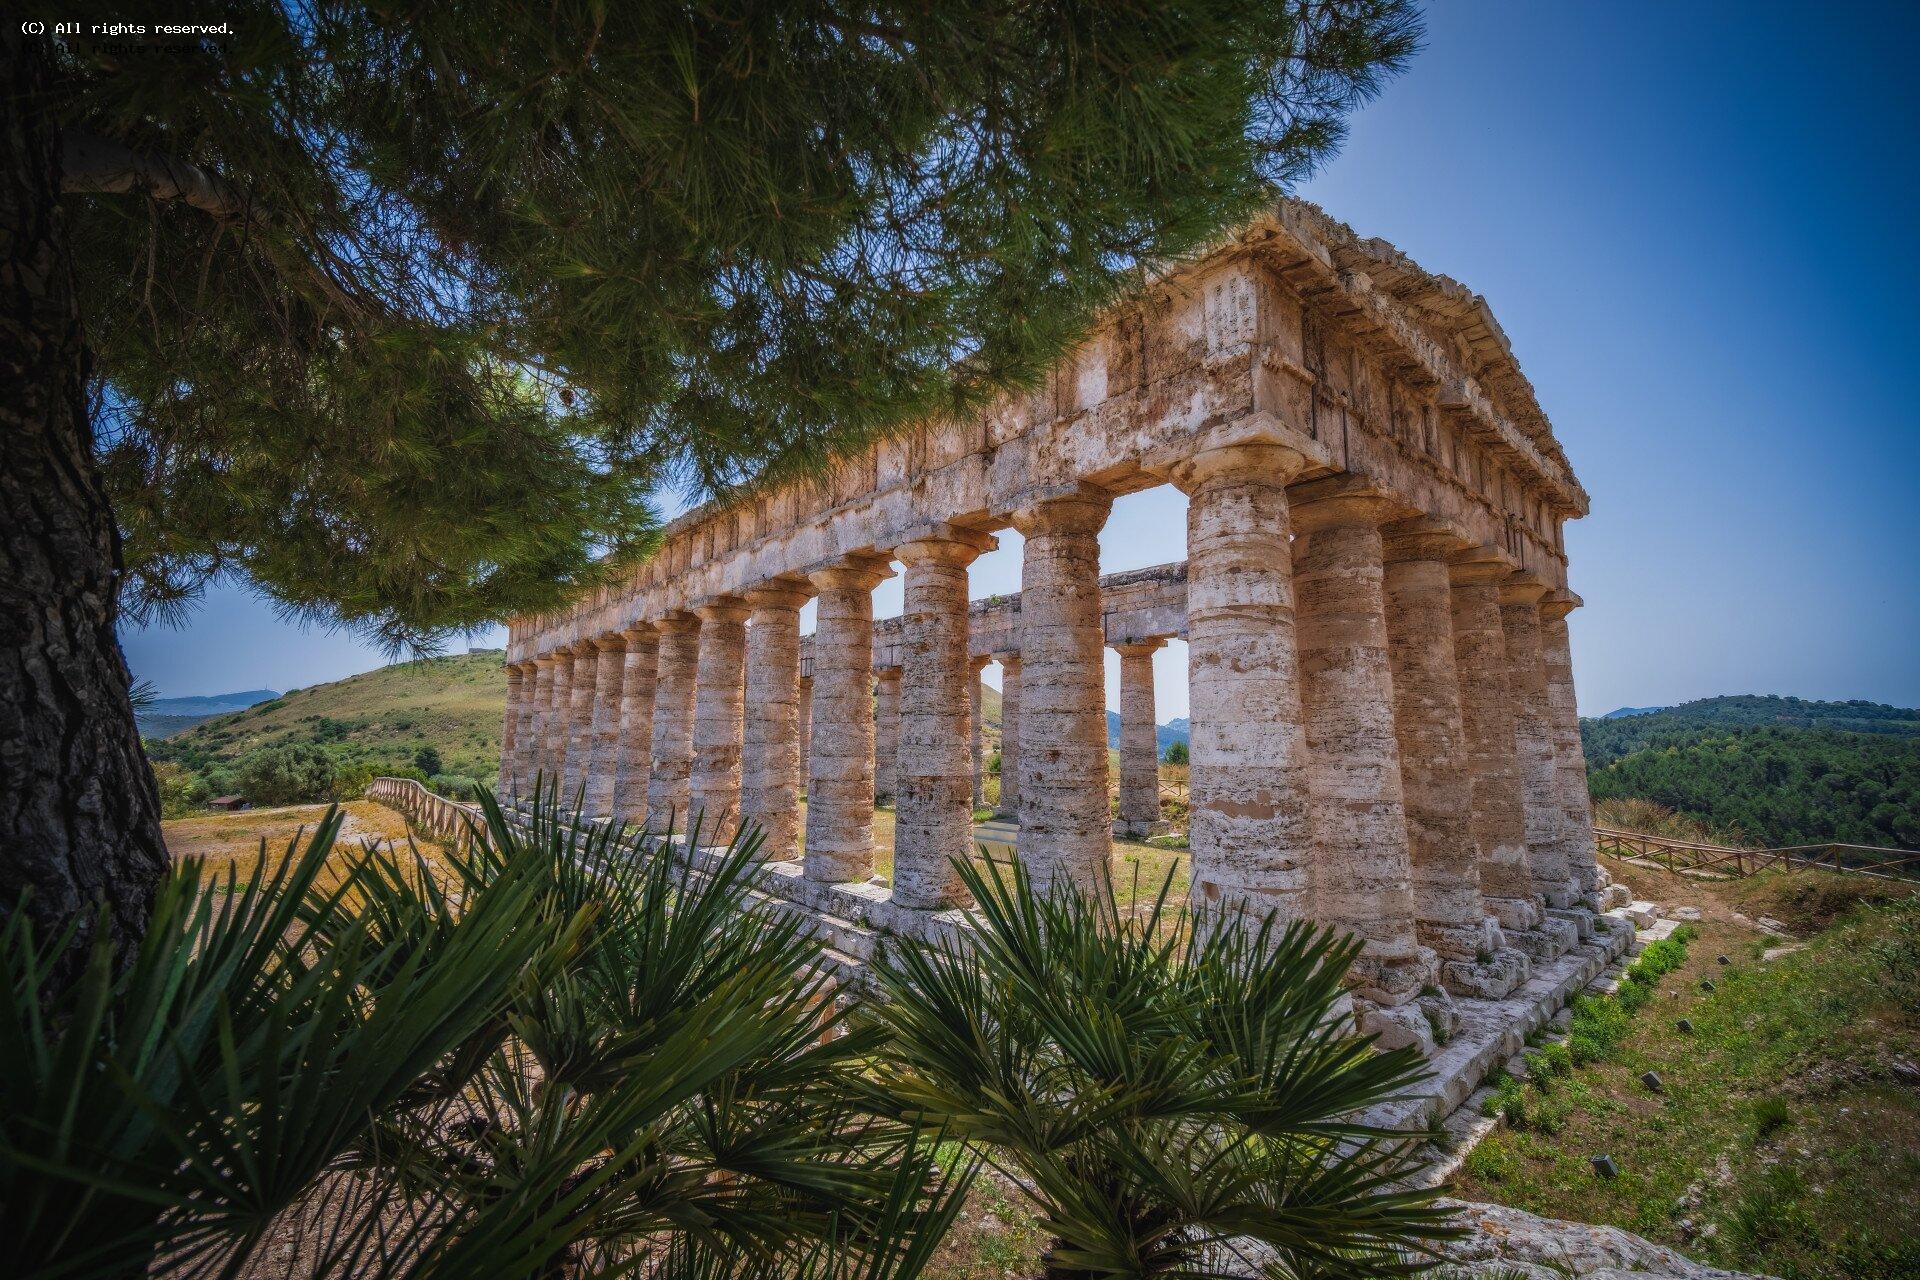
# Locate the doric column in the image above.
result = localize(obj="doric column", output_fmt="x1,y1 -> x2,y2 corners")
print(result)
500,663 -> 525,797
741,580 -> 810,861
797,674 -> 813,796
1011,488 -> 1113,896
873,667 -> 901,803
994,653 -> 1021,819
645,614 -> 700,832
892,529 -> 994,910
527,657 -> 557,792
613,626 -> 657,827
1502,576 -> 1576,908
688,597 -> 750,843
1449,549 -> 1541,930
1541,591 -> 1600,905
1113,640 -> 1165,837
1170,443 -> 1315,920
1384,520 -> 1520,997
970,656 -> 990,810
562,641 -> 600,803
805,556 -> 893,883
1291,484 -> 1432,1001
544,650 -> 576,801
583,634 -> 627,820
514,662 -> 543,797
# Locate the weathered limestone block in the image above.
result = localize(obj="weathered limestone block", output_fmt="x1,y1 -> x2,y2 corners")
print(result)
1383,519 -> 1516,994
1171,442 -> 1315,921
1541,591 -> 1601,905
1291,483 -> 1434,1002
613,626 -> 657,827
970,656 -> 990,809
645,614 -> 700,831
741,580 -> 810,862
542,653 -> 575,798
994,653 -> 1021,819
1502,576 -> 1576,908
1114,640 -> 1165,837
892,530 -> 993,910
873,667 -> 901,803
1450,550 -> 1542,932
500,664 -> 525,797
805,557 -> 892,883
689,598 -> 750,843
1011,488 -> 1113,897
583,635 -> 627,820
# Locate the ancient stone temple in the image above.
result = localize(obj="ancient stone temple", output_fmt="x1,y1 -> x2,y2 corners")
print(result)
501,198 -> 1613,1048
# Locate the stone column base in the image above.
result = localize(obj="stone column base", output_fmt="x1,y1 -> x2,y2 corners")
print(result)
1485,895 -> 1544,932
1440,948 -> 1531,1001
1508,915 -> 1581,961
1111,818 -> 1166,839
1418,916 -> 1506,963
1349,945 -> 1441,1008
1357,987 -> 1459,1054
1545,905 -> 1598,942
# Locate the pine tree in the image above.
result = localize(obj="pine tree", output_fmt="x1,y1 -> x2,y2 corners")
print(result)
1,3 -> 1420,970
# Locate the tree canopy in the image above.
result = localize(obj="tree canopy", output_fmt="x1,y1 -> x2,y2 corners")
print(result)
54,0 -> 1420,650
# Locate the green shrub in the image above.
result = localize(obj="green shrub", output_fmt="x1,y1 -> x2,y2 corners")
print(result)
235,743 -> 343,805
430,774 -> 482,801
1746,1095 -> 1792,1144
1162,740 -> 1189,765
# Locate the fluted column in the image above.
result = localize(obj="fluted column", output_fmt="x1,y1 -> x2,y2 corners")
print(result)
513,662 -> 543,796
500,663 -> 525,796
1291,485 -> 1432,1000
1011,488 -> 1112,896
797,675 -> 813,794
563,642 -> 601,803
527,657 -> 557,792
741,580 -> 810,861
892,530 -> 993,910
1502,577 -> 1576,907
1449,550 -> 1541,930
1541,591 -> 1600,904
544,650 -> 576,801
970,657 -> 990,810
613,626 -> 657,827
583,635 -> 627,820
873,667 -> 901,803
646,614 -> 700,832
805,557 -> 893,883
1170,443 -> 1315,919
1113,641 -> 1165,837
689,598 -> 750,843
994,653 -> 1021,818
1384,520 -> 1515,994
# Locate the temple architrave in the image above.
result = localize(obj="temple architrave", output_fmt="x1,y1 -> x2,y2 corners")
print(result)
499,198 -> 1614,1045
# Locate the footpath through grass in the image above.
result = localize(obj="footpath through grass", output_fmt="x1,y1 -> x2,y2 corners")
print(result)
1449,860 -> 1920,1280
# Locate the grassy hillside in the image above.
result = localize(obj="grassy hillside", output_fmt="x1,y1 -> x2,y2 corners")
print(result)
149,652 -> 509,810
1581,696 -> 1920,851
1450,860 -> 1920,1280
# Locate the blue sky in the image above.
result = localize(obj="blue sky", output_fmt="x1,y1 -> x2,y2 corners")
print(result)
124,1 -> 1920,721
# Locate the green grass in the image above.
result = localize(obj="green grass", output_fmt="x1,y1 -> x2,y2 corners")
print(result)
1450,872 -> 1920,1280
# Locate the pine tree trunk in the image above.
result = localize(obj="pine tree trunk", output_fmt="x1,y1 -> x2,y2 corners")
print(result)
1,33 -> 168,984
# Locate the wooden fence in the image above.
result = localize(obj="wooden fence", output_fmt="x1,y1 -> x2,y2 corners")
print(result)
367,777 -> 484,849
1594,826 -> 1920,882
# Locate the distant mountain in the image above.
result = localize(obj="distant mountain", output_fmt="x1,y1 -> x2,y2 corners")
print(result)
138,688 -> 280,740
1581,694 -> 1920,768
1106,712 -> 1191,753
1600,705 -> 1665,720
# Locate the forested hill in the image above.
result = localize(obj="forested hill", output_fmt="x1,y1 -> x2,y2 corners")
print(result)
1581,696 -> 1920,851
1582,695 -> 1920,767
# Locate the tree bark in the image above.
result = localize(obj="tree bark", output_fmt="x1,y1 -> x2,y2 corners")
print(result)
1,34 -> 168,983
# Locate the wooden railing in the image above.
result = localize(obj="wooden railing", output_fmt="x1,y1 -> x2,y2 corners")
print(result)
367,777 -> 484,848
1595,826 -> 1920,882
